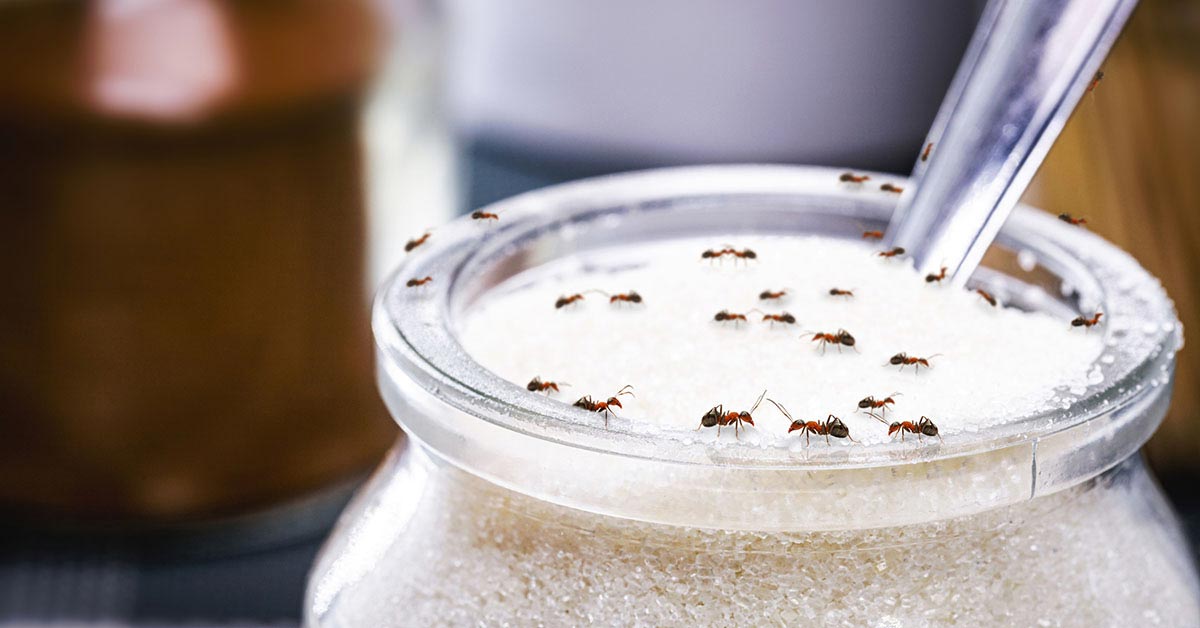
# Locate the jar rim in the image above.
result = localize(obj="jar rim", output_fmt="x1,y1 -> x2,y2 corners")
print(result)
374,165 -> 1181,530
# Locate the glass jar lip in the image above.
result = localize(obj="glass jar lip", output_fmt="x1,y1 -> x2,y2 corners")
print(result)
373,165 -> 1181,529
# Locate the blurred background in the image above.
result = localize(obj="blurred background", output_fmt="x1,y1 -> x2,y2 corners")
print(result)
0,0 -> 1195,625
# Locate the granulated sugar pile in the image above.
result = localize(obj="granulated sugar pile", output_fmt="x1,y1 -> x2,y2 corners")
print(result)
310,448 -> 1200,627
460,236 -> 1105,446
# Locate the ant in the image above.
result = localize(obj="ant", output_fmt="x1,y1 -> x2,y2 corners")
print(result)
857,392 -> 901,417
527,376 -> 568,394
840,172 -> 870,184
887,352 -> 941,373
1071,312 -> 1103,329
875,414 -> 942,443
760,312 -> 797,326
877,247 -> 906,258
769,399 -> 856,446
921,142 -> 934,162
405,230 -> 432,252
470,210 -> 501,221
606,291 -> 643,306
975,288 -> 998,307
925,266 -> 948,284
759,289 -> 788,301
573,385 -> 634,427
1086,70 -> 1104,94
714,310 -> 752,326
406,276 -> 433,288
862,229 -> 885,241
828,288 -> 854,298
1058,213 -> 1087,226
556,293 -> 587,309
701,246 -> 757,262
802,329 -> 857,354
697,390 -> 765,439
880,183 -> 904,194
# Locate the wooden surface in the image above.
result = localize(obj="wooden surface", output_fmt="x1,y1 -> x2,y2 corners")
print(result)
1025,0 -> 1200,472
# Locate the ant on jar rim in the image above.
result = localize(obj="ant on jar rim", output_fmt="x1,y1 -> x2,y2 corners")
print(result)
697,390 -> 765,439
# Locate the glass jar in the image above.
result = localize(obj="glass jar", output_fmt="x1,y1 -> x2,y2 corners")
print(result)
307,166 -> 1197,626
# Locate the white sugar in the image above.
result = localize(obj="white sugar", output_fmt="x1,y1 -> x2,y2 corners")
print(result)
460,236 -> 1104,446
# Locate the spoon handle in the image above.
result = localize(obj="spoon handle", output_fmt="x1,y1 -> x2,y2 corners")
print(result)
886,0 -> 1137,286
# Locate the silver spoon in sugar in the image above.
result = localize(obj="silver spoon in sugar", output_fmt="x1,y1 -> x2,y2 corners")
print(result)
885,0 -> 1137,287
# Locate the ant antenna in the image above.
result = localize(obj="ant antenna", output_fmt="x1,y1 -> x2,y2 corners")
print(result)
749,390 -> 767,414
766,398 -> 793,422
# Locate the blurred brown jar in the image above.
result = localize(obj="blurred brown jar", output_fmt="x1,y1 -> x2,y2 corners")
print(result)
0,0 -> 395,520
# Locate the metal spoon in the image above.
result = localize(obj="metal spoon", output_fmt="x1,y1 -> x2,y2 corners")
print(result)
886,0 -> 1138,287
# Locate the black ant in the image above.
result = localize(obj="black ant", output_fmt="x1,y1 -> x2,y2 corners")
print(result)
406,276 -> 433,288
405,231 -> 432,252
921,142 -> 933,162
573,385 -> 634,427
1071,312 -> 1103,329
802,329 -> 857,353
874,414 -> 941,442
925,266 -> 948,284
527,377 -> 568,394
471,210 -> 501,221
1058,213 -> 1087,226
697,390 -> 765,439
857,392 -> 901,417
840,172 -> 870,184
877,247 -> 906,258
828,288 -> 854,298
769,399 -> 856,446
887,352 -> 941,373
880,183 -> 904,194
975,288 -> 998,307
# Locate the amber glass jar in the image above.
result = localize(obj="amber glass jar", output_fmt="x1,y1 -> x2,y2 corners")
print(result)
0,0 -> 395,520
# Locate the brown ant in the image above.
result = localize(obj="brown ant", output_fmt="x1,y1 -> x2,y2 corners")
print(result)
769,400 -> 856,446
697,390 -> 765,439
839,172 -> 870,184
925,266 -> 948,284
1071,312 -> 1103,329
828,288 -> 855,298
606,291 -> 643,306
975,288 -> 998,307
921,142 -> 934,162
880,183 -> 904,194
405,230 -> 432,252
1058,213 -> 1087,226
406,276 -> 433,288
802,329 -> 857,354
887,352 -> 942,373
857,392 -> 901,417
877,247 -> 906,258
1086,70 -> 1104,93
862,230 -> 885,241
573,385 -> 634,427
701,246 -> 757,263
760,312 -> 797,326
874,414 -> 941,442
470,210 -> 501,221
527,376 -> 568,395
555,289 -> 605,309
759,289 -> 789,301
556,293 -> 587,309
714,309 -> 752,326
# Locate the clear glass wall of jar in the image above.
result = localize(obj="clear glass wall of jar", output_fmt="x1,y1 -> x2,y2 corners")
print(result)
307,166 -> 1198,626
